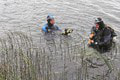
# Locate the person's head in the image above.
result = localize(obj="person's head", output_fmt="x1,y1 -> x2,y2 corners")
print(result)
47,14 -> 55,25
95,18 -> 105,30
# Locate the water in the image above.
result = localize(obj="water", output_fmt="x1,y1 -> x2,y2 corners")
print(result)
0,0 -> 120,80
0,0 -> 120,42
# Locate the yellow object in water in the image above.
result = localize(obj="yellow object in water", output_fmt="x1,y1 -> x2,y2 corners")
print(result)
88,33 -> 95,45
89,33 -> 94,39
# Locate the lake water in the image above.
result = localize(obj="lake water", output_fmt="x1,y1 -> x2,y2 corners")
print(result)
0,0 -> 120,80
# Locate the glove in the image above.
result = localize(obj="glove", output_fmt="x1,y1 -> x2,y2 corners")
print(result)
94,42 -> 98,45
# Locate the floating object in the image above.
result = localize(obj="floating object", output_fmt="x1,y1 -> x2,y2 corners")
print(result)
62,28 -> 73,35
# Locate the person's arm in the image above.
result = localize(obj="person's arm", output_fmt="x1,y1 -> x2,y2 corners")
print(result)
88,27 -> 96,45
42,24 -> 48,33
90,27 -> 96,40
55,25 -> 61,31
98,28 -> 111,45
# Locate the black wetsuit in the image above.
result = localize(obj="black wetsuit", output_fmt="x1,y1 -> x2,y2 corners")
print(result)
90,26 -> 113,52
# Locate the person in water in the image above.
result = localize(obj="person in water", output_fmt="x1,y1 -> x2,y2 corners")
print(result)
42,14 -> 73,35
88,18 -> 117,52
42,14 -> 60,33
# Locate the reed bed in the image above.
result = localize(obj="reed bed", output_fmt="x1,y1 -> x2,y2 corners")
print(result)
0,31 -> 119,80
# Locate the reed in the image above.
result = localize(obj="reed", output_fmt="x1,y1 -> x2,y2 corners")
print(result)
0,31 -> 119,80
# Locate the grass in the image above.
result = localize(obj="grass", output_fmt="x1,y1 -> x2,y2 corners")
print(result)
0,31 -> 119,80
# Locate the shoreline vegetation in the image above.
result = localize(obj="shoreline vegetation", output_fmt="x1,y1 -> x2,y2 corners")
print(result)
0,31 -> 119,80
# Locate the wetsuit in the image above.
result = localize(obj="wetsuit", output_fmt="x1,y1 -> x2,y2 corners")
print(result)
90,26 -> 113,52
42,23 -> 60,33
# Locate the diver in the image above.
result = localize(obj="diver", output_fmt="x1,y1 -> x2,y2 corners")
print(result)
42,14 -> 60,33
42,14 -> 73,35
88,18 -> 117,52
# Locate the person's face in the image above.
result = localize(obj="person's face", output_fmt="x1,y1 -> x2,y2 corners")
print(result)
50,19 -> 55,25
95,23 -> 99,30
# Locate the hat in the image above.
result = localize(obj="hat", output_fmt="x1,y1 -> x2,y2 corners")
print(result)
95,18 -> 103,24
47,14 -> 54,20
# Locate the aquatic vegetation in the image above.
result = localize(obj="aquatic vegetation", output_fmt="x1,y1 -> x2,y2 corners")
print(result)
0,31 -> 119,80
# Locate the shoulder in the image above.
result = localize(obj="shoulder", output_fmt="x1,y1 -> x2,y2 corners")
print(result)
103,26 -> 111,35
104,25 -> 112,31
105,25 -> 114,31
54,25 -> 60,30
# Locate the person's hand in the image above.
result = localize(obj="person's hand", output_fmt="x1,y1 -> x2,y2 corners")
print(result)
91,40 -> 94,43
88,40 -> 95,47
88,40 -> 94,45
47,29 -> 51,32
